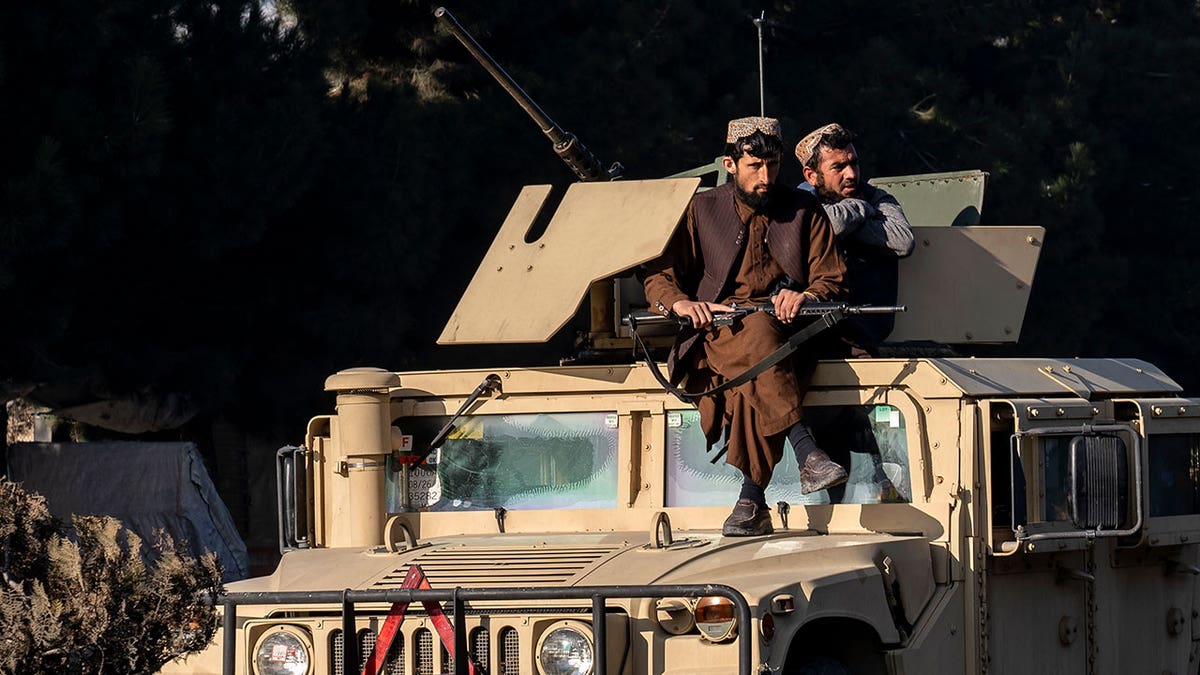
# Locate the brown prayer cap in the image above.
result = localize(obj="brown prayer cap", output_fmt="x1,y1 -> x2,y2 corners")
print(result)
795,123 -> 846,167
726,116 -> 782,144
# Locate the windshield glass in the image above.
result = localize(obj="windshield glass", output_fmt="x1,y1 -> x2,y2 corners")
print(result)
666,404 -> 912,506
387,412 -> 619,512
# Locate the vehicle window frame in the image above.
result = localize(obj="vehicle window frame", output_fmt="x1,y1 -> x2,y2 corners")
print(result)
384,409 -> 622,514
1117,397 -> 1200,548
989,398 -> 1142,551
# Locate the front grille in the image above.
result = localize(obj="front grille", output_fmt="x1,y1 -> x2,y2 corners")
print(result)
329,622 -> 510,674
471,628 -> 490,671
331,630 -> 343,674
330,629 -> 405,675
499,627 -> 519,675
316,608 -> 630,675
415,628 -> 435,675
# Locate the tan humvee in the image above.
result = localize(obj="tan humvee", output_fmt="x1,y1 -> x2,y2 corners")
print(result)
165,173 -> 1200,675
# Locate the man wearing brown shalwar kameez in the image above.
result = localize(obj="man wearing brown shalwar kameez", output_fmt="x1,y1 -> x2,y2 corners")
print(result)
643,116 -> 849,536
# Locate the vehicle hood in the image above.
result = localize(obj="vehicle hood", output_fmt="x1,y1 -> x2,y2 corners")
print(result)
232,529 -> 933,628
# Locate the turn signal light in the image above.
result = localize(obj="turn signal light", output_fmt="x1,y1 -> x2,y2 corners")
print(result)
695,596 -> 737,642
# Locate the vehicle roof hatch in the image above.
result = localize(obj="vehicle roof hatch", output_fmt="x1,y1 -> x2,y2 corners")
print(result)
438,178 -> 700,344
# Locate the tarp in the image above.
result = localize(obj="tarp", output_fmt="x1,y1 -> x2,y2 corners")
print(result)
7,441 -> 249,582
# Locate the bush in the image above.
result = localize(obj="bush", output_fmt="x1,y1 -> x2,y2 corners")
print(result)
0,480 -> 223,674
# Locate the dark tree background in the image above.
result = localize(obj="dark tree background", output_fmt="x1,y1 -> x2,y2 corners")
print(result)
1,0 -> 1198,434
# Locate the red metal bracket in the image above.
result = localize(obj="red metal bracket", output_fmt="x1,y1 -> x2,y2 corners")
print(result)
361,565 -> 478,675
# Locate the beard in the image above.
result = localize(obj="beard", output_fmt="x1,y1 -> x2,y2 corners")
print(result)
735,183 -> 773,211
813,173 -> 857,203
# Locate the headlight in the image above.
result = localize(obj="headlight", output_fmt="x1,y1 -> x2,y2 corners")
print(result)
537,621 -> 594,675
695,596 -> 737,642
252,626 -> 311,675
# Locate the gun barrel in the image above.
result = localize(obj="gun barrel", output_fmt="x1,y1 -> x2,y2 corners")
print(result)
844,304 -> 907,314
434,7 -> 609,182
433,7 -> 560,141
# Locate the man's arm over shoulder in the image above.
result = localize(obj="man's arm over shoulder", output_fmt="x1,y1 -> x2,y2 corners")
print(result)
855,183 -> 915,257
820,197 -> 879,238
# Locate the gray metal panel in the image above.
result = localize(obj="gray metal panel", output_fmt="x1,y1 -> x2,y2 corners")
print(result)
891,225 -> 1043,344
871,170 -> 988,226
926,358 -> 1181,397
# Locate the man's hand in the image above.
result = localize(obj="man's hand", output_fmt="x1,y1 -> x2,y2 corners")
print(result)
671,300 -> 732,329
772,289 -> 808,324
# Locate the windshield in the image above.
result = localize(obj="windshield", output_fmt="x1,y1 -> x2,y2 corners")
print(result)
666,404 -> 912,506
387,412 -> 619,512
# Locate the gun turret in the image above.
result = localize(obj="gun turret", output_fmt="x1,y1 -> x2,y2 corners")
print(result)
434,7 -> 622,182
435,7 -> 625,350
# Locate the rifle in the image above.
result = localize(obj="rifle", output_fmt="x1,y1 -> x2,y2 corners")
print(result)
433,7 -> 622,182
626,302 -> 907,331
627,303 -> 907,403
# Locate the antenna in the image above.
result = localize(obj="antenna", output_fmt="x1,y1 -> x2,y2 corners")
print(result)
753,11 -> 766,116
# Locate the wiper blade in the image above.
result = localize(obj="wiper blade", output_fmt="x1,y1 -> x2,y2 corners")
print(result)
413,374 -> 503,466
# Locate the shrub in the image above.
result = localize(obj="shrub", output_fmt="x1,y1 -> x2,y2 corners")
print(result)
0,480 -> 223,674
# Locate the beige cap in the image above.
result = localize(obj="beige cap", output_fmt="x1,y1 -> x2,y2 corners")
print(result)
795,123 -> 846,166
726,116 -> 782,143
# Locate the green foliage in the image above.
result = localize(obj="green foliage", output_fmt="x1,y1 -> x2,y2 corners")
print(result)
0,480 -> 223,674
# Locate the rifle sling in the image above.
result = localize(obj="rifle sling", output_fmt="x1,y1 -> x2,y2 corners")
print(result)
631,309 -> 846,403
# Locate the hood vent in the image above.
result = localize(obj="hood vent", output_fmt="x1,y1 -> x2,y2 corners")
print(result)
373,544 -> 623,588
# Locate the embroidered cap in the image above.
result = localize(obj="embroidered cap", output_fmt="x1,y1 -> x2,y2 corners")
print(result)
726,116 -> 782,144
795,123 -> 846,167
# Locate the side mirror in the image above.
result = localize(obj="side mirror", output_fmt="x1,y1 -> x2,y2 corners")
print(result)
1010,426 -> 1142,543
1067,434 -> 1130,530
276,445 -> 310,553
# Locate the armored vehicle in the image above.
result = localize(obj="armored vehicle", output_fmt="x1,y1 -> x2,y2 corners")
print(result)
160,161 -> 1200,675
163,10 -> 1200,675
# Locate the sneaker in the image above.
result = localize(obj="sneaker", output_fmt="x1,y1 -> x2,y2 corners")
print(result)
800,450 -> 848,495
721,498 -> 774,536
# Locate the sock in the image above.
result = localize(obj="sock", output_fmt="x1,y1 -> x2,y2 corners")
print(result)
738,475 -> 766,505
789,421 -> 821,466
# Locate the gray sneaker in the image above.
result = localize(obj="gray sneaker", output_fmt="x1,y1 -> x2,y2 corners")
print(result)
722,498 -> 774,536
800,450 -> 848,495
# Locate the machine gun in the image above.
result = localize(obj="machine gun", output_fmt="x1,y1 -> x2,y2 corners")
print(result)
433,7 -> 622,182
435,7 -> 626,349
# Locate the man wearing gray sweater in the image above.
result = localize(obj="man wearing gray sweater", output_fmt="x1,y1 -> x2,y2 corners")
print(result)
796,123 -> 914,353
